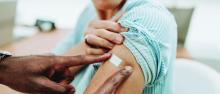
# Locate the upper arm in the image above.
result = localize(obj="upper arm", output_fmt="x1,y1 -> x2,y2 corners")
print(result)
84,45 -> 145,94
84,6 -> 176,94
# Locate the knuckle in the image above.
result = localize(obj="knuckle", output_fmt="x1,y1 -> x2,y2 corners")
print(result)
96,29 -> 103,35
95,29 -> 107,37
102,40 -> 113,48
86,48 -> 92,54
76,55 -> 85,63
89,19 -> 99,27
85,36 -> 98,48
110,22 -> 120,30
84,28 -> 94,36
79,55 -> 87,63
85,35 -> 93,43
109,33 -> 117,39
97,49 -> 105,54
106,22 -> 115,28
84,29 -> 90,35
100,39 -> 107,45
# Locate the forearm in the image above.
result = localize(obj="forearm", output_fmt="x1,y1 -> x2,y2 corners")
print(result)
84,45 -> 145,94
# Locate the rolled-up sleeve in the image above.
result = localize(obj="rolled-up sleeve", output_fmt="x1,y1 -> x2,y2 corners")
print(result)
118,4 -> 176,86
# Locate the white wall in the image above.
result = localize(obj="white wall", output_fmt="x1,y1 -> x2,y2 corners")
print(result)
158,0 -> 220,8
0,0 -> 16,46
16,0 -> 90,29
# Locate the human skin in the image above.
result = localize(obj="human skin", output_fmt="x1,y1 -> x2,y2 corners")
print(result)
85,0 -> 145,93
0,0 -> 142,94
0,47 -> 133,94
65,0 -> 145,93
84,45 -> 145,94
0,54 -> 111,94
65,43 -> 144,94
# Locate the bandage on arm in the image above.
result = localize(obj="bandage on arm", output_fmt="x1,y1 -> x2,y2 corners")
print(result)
84,45 -> 145,94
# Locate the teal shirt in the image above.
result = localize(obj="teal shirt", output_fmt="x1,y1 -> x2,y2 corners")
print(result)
53,0 -> 177,94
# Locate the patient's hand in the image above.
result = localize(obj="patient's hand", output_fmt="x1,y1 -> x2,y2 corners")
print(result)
65,16 -> 128,76
84,18 -> 128,55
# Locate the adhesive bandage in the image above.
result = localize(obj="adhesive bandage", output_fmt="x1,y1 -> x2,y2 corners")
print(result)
108,54 -> 122,67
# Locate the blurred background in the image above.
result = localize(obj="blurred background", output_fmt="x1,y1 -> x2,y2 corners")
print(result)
0,0 -> 220,94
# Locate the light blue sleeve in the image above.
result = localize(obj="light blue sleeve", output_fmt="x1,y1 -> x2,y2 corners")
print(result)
118,2 -> 177,86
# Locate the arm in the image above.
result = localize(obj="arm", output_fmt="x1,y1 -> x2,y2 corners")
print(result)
62,18 -> 126,76
0,52 -> 111,94
84,45 -> 145,94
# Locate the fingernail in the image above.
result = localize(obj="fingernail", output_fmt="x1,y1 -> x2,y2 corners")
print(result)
121,28 -> 128,32
115,35 -> 124,44
122,66 -> 133,76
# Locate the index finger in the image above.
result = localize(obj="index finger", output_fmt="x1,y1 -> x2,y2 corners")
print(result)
56,53 -> 112,67
90,20 -> 126,33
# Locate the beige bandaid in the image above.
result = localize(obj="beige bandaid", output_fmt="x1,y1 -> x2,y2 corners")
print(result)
109,54 -> 122,67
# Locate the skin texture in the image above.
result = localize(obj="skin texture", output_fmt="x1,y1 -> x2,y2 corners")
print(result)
84,45 -> 145,94
92,0 -> 123,10
92,0 -> 125,20
0,0 -> 143,94
63,0 -> 144,93
66,43 -> 144,94
64,14 -> 128,86
84,15 -> 127,55
0,43 -> 133,94
0,54 -> 111,94
94,66 -> 133,94
83,0 -> 145,93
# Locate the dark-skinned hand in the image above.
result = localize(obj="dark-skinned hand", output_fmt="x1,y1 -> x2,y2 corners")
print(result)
0,53 -> 111,94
